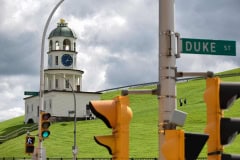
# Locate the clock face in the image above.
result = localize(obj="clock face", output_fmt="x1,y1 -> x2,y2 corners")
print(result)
61,54 -> 73,66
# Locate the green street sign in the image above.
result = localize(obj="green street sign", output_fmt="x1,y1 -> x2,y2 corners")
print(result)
24,91 -> 39,96
181,38 -> 236,56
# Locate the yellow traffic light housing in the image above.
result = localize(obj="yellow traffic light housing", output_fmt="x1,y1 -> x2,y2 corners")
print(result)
161,130 -> 185,159
89,96 -> 133,160
40,112 -> 51,140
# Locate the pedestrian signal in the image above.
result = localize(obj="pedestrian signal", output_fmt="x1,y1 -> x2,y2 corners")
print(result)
25,136 -> 35,154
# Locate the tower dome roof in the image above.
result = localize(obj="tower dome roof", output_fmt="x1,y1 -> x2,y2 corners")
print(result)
48,19 -> 77,39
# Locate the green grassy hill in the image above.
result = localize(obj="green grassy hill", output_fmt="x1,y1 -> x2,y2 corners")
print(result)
1,68 -> 240,158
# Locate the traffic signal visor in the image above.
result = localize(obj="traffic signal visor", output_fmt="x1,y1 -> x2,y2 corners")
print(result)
185,133 -> 209,160
89,100 -> 117,128
219,82 -> 240,109
219,82 -> 240,159
221,118 -> 240,145
94,135 -> 115,155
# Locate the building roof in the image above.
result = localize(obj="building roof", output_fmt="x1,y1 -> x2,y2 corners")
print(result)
48,19 -> 77,39
44,68 -> 84,74
23,90 -> 101,100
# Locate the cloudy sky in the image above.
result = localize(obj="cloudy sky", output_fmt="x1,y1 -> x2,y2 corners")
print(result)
0,0 -> 240,121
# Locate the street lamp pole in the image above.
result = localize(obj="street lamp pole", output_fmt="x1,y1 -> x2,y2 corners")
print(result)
69,82 -> 78,160
38,0 -> 64,160
65,78 -> 78,160
70,83 -> 78,160
56,74 -> 78,160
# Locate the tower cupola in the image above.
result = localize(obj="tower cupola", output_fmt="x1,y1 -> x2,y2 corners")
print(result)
48,19 -> 77,39
45,19 -> 83,92
47,19 -> 78,68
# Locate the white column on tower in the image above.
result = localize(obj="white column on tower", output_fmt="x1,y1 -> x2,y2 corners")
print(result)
45,76 -> 48,90
73,75 -> 76,91
63,73 -> 66,90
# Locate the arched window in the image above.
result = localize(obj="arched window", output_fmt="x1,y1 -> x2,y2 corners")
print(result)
49,40 -> 53,51
63,39 -> 71,50
55,41 -> 60,50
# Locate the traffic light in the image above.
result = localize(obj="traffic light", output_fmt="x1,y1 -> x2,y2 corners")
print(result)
89,95 -> 133,160
161,130 -> 208,160
204,77 -> 240,160
40,112 -> 51,140
25,136 -> 35,154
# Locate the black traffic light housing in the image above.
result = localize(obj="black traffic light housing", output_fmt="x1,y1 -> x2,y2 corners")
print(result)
185,133 -> 209,160
219,83 -> 240,146
221,118 -> 240,145
220,83 -> 240,109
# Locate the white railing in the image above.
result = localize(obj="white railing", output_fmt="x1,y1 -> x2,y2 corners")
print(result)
0,124 -> 38,143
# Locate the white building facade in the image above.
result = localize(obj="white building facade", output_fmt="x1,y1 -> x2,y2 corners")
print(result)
24,19 -> 100,123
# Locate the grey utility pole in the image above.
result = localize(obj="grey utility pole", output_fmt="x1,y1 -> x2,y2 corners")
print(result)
158,0 -> 177,159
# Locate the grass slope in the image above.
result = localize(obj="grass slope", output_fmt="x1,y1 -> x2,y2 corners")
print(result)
0,69 -> 240,158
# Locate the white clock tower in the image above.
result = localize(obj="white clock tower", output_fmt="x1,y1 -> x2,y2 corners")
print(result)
24,19 -> 100,124
45,19 -> 83,91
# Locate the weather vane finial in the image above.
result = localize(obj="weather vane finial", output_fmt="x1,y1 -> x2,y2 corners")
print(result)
60,18 -> 65,24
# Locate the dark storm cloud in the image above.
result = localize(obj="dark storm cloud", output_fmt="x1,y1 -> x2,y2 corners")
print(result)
0,32 -> 39,75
